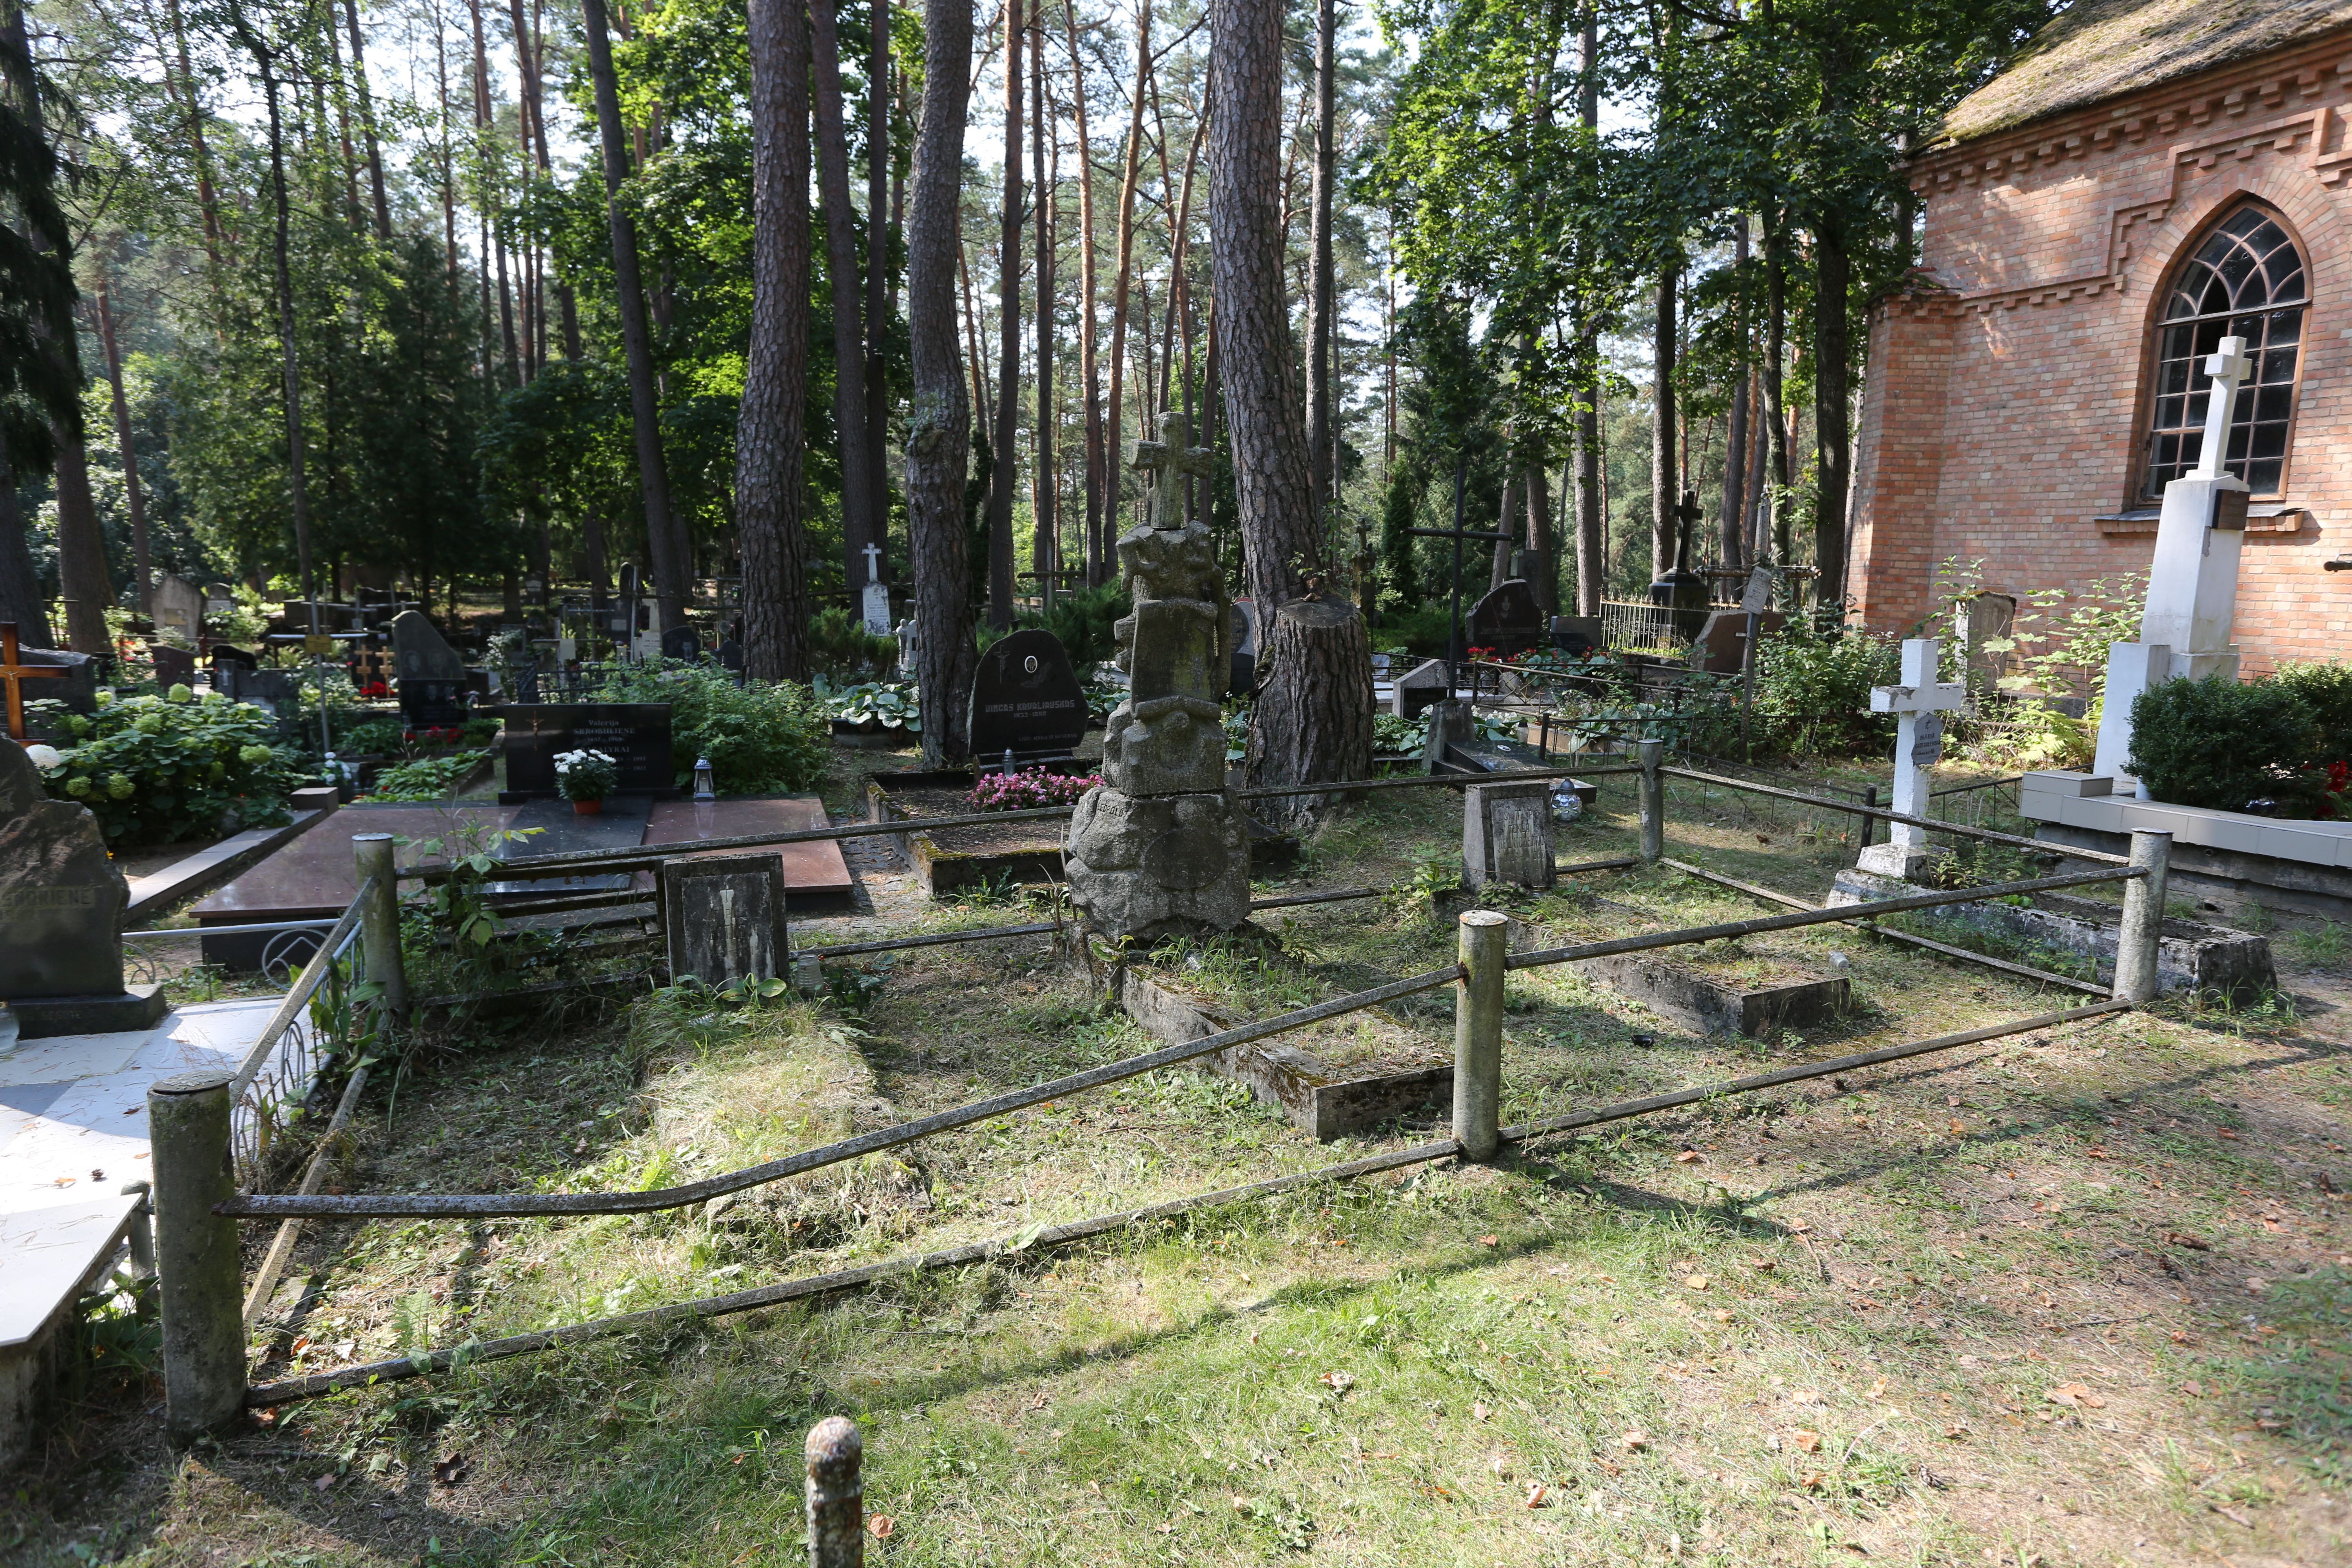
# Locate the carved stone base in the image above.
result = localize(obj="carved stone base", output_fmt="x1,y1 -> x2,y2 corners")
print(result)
1064,785 -> 1251,944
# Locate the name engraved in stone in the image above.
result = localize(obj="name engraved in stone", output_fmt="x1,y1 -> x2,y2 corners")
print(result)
0,886 -> 100,910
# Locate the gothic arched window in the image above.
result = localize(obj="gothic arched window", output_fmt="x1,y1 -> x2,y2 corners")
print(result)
2143,204 -> 2307,497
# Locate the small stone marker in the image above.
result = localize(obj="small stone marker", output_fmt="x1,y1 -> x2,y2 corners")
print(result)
661,852 -> 788,989
968,628 -> 1087,763
1856,637 -> 1965,880
1464,778 -> 1555,889
151,574 -> 205,644
150,643 -> 197,692
860,541 -> 892,636
1464,579 -> 1545,658
0,739 -> 167,1037
1390,658 -> 1452,719
390,610 -> 468,728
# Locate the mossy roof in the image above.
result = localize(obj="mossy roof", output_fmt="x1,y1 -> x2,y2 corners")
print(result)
1940,0 -> 2352,146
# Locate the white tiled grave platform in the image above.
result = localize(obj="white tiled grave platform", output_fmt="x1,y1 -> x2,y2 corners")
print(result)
0,998 -> 283,1349
2020,771 -> 2352,868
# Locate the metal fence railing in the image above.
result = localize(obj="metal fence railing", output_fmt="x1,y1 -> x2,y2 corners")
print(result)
216,884 -> 375,1189
1599,599 -> 1697,656
135,747 -> 2173,1435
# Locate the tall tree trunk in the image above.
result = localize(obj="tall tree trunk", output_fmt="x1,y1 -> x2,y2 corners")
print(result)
1572,10 -> 1601,616
905,0 -> 977,765
1031,10 -> 1056,601
1742,368 -> 1768,564
341,0 -> 391,237
1717,225 -> 1749,575
1813,219 -> 1851,612
96,277 -> 153,614
1105,0 -> 1151,548
582,0 -> 687,627
986,0 -> 1022,629
225,12 -> 318,635
1305,0 -> 1334,535
1762,206 -> 1791,564
863,0 -> 890,554
1649,261 -> 1677,583
1212,0 -> 1369,803
0,432 -> 48,643
811,0 -> 878,595
1525,461 -> 1555,615
506,0 -> 580,352
1062,0 -> 1105,585
160,0 -> 226,273
737,0 -> 812,680
959,239 -> 991,439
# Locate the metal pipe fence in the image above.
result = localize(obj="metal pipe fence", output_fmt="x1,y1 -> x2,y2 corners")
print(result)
155,746 -> 2170,1433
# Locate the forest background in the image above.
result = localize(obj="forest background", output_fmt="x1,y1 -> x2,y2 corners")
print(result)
0,0 -> 2058,686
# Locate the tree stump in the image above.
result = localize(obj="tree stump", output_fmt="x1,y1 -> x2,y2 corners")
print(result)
1249,594 -> 1373,825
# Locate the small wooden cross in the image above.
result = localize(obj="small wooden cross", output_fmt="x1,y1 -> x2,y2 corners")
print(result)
0,621 -> 67,743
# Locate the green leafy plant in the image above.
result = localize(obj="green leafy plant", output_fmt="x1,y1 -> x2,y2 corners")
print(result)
807,605 -> 901,678
1987,572 -> 2145,714
592,659 -> 830,793
1022,580 -> 1131,671
1750,620 -> 1900,759
335,717 -> 405,756
2128,676 -> 2320,814
366,749 -> 489,802
30,690 -> 296,845
2273,661 -> 2352,765
813,676 -> 922,731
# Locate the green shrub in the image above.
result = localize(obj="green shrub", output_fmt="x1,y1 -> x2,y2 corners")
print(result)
31,690 -> 296,845
592,659 -> 830,793
367,749 -> 489,801
813,677 -> 920,731
1751,621 -> 1900,759
2127,676 -> 2319,813
2273,662 -> 2352,763
334,717 -> 406,756
808,605 -> 900,678
1022,581 -> 1131,672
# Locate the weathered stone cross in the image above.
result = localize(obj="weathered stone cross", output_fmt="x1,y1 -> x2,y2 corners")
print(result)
2188,334 -> 2254,481
1130,411 -> 1213,531
1857,636 -> 1965,880
861,541 -> 884,584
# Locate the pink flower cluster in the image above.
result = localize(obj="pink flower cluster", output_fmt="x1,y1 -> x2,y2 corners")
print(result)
967,765 -> 1102,812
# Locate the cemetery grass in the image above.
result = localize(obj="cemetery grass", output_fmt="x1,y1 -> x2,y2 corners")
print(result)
12,771 -> 2351,1567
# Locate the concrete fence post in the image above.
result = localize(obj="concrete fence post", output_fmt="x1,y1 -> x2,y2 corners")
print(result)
2114,830 -> 2173,1005
806,1415 -> 865,1567
353,833 -> 409,1022
148,1072 -> 245,1441
1453,911 -> 1508,1161
1636,738 -> 1666,864
121,1180 -> 155,1285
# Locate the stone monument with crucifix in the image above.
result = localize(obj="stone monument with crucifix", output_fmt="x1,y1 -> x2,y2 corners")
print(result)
2089,335 -> 2255,791
1854,637 -> 1966,881
1064,412 -> 1249,941
859,542 -> 892,637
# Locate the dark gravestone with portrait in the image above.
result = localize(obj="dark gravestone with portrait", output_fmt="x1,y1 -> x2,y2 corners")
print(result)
660,624 -> 702,662
391,609 -> 469,728
497,702 -> 675,801
968,628 -> 1088,765
0,740 -> 168,1036
1464,579 -> 1546,659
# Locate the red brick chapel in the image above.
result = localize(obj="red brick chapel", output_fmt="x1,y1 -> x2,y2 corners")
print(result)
1848,0 -> 2352,677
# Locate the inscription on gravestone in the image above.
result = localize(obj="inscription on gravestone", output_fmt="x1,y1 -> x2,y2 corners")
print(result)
968,628 -> 1087,762
661,853 -> 787,987
498,703 -> 675,798
1464,778 -> 1555,890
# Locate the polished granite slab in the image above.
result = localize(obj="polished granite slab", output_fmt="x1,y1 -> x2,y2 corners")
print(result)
643,796 -> 853,909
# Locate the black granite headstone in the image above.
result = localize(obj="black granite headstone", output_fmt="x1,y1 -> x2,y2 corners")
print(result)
968,629 -> 1087,763
716,639 -> 745,674
661,624 -> 702,661
1464,579 -> 1545,658
497,702 -> 676,799
151,643 -> 197,691
218,666 -> 303,710
399,678 -> 469,729
13,646 -> 99,714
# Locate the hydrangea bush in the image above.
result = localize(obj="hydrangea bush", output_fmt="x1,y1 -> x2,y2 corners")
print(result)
29,689 -> 296,845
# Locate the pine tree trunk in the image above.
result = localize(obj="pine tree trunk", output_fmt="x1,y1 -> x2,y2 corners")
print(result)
1572,11 -> 1601,615
1813,219 -> 1851,611
736,0 -> 812,681
1762,208 -> 1791,564
1031,15 -> 1055,602
0,432 -> 49,643
96,278 -> 152,614
1649,262 -> 1677,582
987,0 -> 1022,630
1062,1 -> 1105,586
1105,0 -> 1152,547
1305,0 -> 1334,534
1718,220 -> 1750,575
1525,461 -> 1556,615
343,0 -> 391,237
906,0 -> 976,766
1212,0 -> 1369,807
581,0 -> 686,627
810,0 -> 877,597
864,0 -> 891,550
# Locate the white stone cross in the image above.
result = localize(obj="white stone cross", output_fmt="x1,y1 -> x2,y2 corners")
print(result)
861,541 -> 884,585
1858,637 -> 1966,880
2189,335 -> 2253,480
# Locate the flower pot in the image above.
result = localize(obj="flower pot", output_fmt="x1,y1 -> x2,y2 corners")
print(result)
572,798 -> 604,816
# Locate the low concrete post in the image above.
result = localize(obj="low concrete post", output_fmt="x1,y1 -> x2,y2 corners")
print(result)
806,1415 -> 865,1567
148,1072 -> 245,1441
2114,829 -> 2173,1005
121,1180 -> 154,1284
1453,911 -> 1508,1161
353,833 -> 409,1021
1636,738 -> 1666,864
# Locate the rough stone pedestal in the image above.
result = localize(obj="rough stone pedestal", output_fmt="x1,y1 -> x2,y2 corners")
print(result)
1065,788 -> 1249,940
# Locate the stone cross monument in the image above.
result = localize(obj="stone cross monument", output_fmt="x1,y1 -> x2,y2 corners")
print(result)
860,542 -> 892,636
1855,637 -> 1965,880
2090,335 -> 2254,789
1064,411 -> 1250,942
